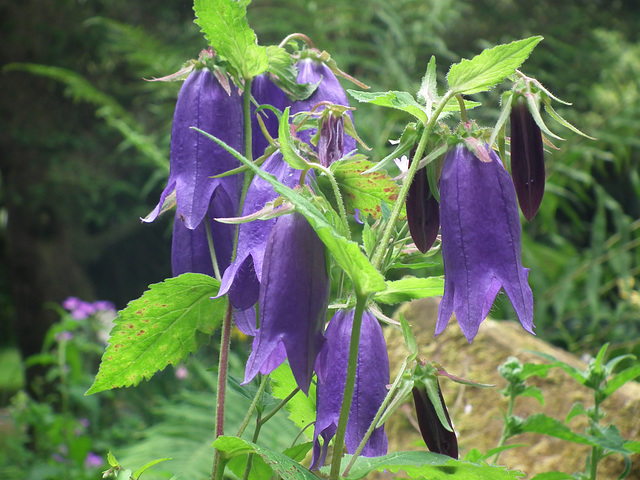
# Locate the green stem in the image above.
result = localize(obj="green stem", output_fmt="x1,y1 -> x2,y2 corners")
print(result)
343,357 -> 412,476
371,91 -> 454,272
212,302 -> 233,480
456,94 -> 468,123
260,387 -> 301,425
329,296 -> 367,480
493,386 -> 516,464
236,374 -> 269,438
204,214 -> 222,281
312,162 -> 351,239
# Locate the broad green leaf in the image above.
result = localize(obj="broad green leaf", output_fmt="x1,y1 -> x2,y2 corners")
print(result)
86,274 -> 225,395
213,436 -> 318,480
331,158 -> 403,220
519,385 -> 544,405
374,276 -> 444,304
269,363 -> 316,434
282,442 -> 314,462
515,414 -> 590,444
334,451 -> 525,480
194,128 -> 387,296
447,36 -> 543,95
348,89 -> 428,124
193,0 -> 268,78
227,453 -> 272,480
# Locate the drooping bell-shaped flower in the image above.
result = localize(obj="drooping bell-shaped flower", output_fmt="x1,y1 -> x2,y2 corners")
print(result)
291,57 -> 356,155
311,308 -> 389,469
243,211 -> 330,393
406,151 -> 440,253
250,73 -> 289,160
436,144 -> 534,342
145,66 -> 243,230
317,112 -> 345,167
412,380 -> 458,458
217,152 -> 307,311
510,98 -> 545,221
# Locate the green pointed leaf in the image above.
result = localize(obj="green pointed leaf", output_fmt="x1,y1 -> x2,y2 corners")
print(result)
529,473 -> 575,480
193,0 -> 268,78
399,313 -> 417,355
331,158 -> 403,220
418,56 -> 439,116
269,363 -> 316,434
447,36 -> 543,95
86,274 -> 225,395
279,107 -> 311,170
333,451 -> 525,480
193,128 -> 387,296
348,90 -> 428,124
604,364 -> 640,397
213,436 -> 318,480
374,276 -> 444,305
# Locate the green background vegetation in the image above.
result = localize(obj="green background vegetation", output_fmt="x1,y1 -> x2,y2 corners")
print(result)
1,0 -> 639,478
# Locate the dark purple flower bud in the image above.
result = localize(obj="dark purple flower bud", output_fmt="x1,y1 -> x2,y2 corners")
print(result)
145,66 -> 243,231
243,211 -> 330,394
406,152 -> 440,253
436,144 -> 534,342
291,58 -> 356,155
317,112 -> 345,167
311,308 -> 389,469
171,187 -> 235,276
412,381 -> 458,458
510,99 -> 545,221
217,152 -> 307,310
251,74 -> 289,160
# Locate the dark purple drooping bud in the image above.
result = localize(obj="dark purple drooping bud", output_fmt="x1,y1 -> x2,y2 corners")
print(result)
291,57 -> 356,155
406,152 -> 440,253
436,144 -> 534,342
243,211 -> 330,394
217,152 -> 308,311
510,98 -> 545,221
251,74 -> 289,160
311,309 -> 389,469
412,380 -> 458,458
317,112 -> 345,167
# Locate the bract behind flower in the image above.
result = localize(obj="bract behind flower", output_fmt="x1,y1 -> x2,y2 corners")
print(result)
436,144 -> 534,342
311,308 -> 389,469
243,211 -> 330,394
251,74 -> 289,160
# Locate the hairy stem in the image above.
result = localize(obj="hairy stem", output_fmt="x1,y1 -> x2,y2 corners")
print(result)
329,296 -> 367,480
212,302 -> 233,480
236,374 -> 269,438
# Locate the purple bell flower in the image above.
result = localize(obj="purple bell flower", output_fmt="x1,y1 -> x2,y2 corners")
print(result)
291,57 -> 356,155
243,211 -> 330,394
251,73 -> 289,160
311,308 -> 389,469
412,381 -> 458,458
144,66 -> 243,276
436,144 -> 534,342
510,98 -> 545,221
217,152 -> 307,311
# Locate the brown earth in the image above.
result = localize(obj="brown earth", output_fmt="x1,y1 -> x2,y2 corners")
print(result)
377,297 -> 640,479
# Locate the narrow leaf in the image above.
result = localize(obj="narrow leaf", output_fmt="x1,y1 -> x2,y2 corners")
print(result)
193,128 -> 387,296
374,276 -> 444,304
447,36 -> 543,95
604,365 -> 640,397
348,89 -> 428,124
86,274 -> 225,394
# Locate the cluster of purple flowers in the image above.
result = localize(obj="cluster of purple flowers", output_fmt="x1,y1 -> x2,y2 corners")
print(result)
62,297 -> 116,320
145,51 -> 390,466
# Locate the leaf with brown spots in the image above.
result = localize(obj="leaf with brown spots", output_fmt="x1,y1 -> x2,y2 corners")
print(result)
86,273 -> 226,395
330,158 -> 405,220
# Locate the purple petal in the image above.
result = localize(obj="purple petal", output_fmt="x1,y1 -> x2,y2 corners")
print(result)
436,144 -> 534,342
311,309 -> 389,469
145,67 -> 243,229
251,74 -> 289,160
243,212 -> 330,394
217,152 -> 306,309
